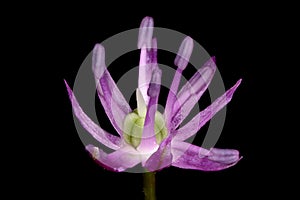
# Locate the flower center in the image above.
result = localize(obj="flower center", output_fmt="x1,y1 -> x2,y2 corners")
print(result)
123,109 -> 168,148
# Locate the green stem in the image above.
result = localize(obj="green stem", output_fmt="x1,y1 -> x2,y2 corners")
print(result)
143,172 -> 156,200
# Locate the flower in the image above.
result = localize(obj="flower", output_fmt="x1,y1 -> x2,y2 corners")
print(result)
64,16 -> 242,172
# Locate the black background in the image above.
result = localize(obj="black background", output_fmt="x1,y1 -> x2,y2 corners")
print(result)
6,2 -> 294,199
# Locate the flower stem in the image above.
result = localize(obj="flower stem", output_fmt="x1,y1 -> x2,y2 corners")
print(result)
143,172 -> 156,200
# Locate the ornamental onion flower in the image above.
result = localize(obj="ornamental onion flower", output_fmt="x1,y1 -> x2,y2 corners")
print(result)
64,16 -> 242,173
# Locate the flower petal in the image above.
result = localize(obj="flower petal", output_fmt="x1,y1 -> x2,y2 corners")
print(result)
171,141 -> 241,171
137,69 -> 162,153
174,79 -> 242,141
174,36 -> 194,70
92,44 -> 131,136
137,17 -> 156,104
144,136 -> 173,172
64,80 -> 121,150
92,44 -> 106,81
171,57 -> 216,128
165,37 -> 193,131
138,38 -> 157,105
86,144 -> 141,172
138,16 -> 154,49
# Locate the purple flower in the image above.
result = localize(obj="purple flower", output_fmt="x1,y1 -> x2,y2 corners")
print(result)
65,16 -> 242,172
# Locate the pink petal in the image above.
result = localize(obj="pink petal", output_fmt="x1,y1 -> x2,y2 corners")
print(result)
138,16 -> 154,49
174,36 -> 194,70
92,44 -> 106,81
174,79 -> 242,141
92,44 -> 131,136
86,144 -> 141,172
165,37 -> 194,131
137,17 -> 156,103
64,80 -> 121,150
171,141 -> 241,171
137,69 -> 162,153
144,136 -> 173,172
171,57 -> 216,128
138,38 -> 158,105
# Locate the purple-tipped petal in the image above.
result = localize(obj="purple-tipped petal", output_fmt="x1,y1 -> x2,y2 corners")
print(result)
137,69 -> 162,153
165,37 -> 194,131
174,79 -> 242,141
171,141 -> 241,171
138,16 -> 154,49
208,148 -> 240,164
92,44 -> 132,136
138,46 -> 150,104
99,74 -> 132,134
174,36 -> 194,70
139,38 -> 158,105
64,80 -> 121,150
86,144 -> 141,172
144,136 -> 173,172
171,58 -> 217,128
164,69 -> 183,131
92,44 -> 106,82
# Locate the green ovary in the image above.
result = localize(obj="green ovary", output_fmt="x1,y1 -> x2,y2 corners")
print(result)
123,110 -> 168,148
